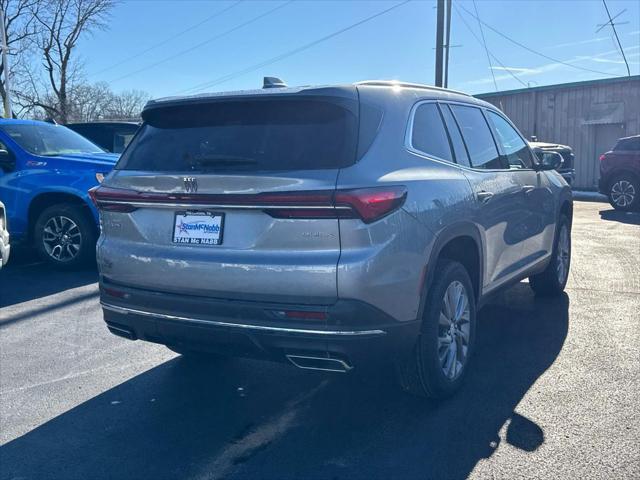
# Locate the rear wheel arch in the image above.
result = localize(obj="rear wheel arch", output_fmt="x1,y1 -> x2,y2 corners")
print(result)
606,169 -> 639,190
559,199 -> 573,226
421,224 -> 483,312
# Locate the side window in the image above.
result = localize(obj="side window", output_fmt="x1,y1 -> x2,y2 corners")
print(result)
450,105 -> 503,169
411,103 -> 453,162
487,111 -> 533,169
440,104 -> 471,167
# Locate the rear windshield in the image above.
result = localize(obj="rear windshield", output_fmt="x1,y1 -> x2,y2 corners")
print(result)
614,137 -> 640,152
116,98 -> 358,172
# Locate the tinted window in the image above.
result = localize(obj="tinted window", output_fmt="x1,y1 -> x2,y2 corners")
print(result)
441,104 -> 471,167
411,103 -> 452,162
614,137 -> 640,151
450,105 -> 502,169
1,124 -> 104,156
118,98 -> 358,172
487,111 -> 533,169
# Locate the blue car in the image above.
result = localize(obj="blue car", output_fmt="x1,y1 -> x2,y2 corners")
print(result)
0,119 -> 118,268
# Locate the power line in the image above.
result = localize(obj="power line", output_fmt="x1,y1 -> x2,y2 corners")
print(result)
177,0 -> 412,95
471,0 -> 497,91
600,0 -> 631,76
107,0 -> 294,85
456,2 -> 618,78
93,1 -> 244,76
452,3 -> 528,88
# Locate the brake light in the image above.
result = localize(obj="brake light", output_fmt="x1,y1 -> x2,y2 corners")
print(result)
335,187 -> 408,223
599,154 -> 606,161
89,185 -> 407,223
90,186 -> 139,213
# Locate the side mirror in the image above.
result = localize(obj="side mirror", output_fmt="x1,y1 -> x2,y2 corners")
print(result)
0,149 -> 15,172
533,150 -> 562,171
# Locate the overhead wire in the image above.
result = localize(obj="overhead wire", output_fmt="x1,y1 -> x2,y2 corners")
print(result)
456,2 -> 619,77
92,1 -> 244,76
176,0 -> 412,95
471,0 -> 498,91
452,3 -> 528,88
106,0 -> 295,84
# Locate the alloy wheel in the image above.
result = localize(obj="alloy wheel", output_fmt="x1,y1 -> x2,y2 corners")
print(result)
437,280 -> 471,381
42,215 -> 82,262
611,180 -> 635,208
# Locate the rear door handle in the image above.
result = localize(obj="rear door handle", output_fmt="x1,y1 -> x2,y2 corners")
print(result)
476,191 -> 494,204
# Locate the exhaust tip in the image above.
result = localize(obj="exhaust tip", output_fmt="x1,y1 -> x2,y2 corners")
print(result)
106,323 -> 137,340
286,354 -> 353,373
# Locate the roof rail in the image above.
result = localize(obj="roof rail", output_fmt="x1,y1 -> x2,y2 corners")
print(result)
355,80 -> 471,97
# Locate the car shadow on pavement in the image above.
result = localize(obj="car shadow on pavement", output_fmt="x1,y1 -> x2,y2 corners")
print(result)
0,246 -> 97,308
0,283 -> 569,480
598,208 -> 640,225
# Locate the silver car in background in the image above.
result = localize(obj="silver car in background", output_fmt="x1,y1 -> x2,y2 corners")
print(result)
92,80 -> 572,398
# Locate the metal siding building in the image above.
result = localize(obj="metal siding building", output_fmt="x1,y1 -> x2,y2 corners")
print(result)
476,75 -> 640,189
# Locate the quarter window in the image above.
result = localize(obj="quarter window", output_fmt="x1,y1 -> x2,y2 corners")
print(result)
411,103 -> 453,162
441,104 -> 471,167
450,105 -> 502,169
487,111 -> 533,169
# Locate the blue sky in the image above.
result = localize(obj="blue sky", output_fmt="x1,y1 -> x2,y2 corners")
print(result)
79,0 -> 640,98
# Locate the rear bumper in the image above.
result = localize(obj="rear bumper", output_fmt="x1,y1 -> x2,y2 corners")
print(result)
598,176 -> 608,195
99,280 -> 420,370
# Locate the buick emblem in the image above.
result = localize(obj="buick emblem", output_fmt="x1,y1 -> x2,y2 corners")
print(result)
183,177 -> 198,193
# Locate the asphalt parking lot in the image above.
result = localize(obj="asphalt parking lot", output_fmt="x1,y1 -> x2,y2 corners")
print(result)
1,200 -> 638,480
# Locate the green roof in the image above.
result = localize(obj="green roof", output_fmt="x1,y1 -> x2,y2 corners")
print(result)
475,75 -> 640,98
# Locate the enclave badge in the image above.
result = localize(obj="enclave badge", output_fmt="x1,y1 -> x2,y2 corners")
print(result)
183,177 -> 198,193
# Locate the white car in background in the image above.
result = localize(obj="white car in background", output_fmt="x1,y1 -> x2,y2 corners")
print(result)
0,201 -> 9,268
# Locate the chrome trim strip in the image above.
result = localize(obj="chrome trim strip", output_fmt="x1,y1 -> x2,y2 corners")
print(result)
106,324 -> 135,337
101,302 -> 386,337
98,200 -> 352,211
286,355 -> 353,372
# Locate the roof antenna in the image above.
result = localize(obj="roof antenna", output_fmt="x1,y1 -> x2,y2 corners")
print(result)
263,76 -> 287,89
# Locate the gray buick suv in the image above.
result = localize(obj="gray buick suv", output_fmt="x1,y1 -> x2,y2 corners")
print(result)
92,80 -> 572,398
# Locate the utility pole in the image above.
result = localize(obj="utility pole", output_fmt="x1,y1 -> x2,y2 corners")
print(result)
435,0 -> 445,87
443,0 -> 452,88
0,6 -> 11,118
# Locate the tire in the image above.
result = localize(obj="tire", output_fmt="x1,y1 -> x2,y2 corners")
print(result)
608,173 -> 639,211
529,214 -> 571,296
33,203 -> 97,269
397,259 -> 477,399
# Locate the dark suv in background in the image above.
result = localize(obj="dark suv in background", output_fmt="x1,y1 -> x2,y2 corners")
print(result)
66,122 -> 140,154
529,139 -> 575,186
598,135 -> 640,211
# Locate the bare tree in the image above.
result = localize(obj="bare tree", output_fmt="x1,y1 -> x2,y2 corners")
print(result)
68,80 -> 111,121
104,88 -> 148,120
22,0 -> 114,122
0,0 -> 43,113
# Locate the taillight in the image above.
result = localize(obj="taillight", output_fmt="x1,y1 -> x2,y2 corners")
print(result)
599,154 -> 606,161
90,185 -> 139,213
334,187 -> 408,223
89,184 -> 407,223
265,186 -> 407,223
